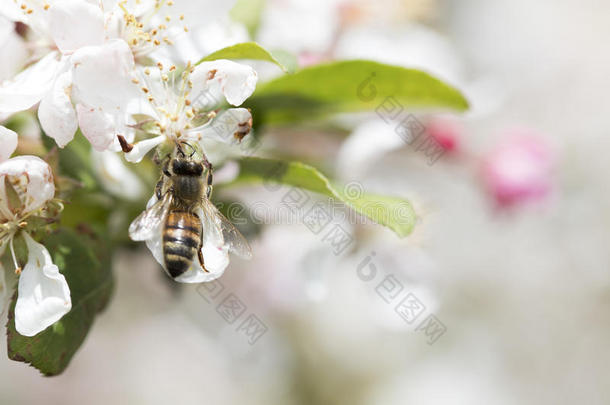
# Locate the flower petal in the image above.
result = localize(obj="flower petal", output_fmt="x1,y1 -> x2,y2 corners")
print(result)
0,125 -> 18,162
71,39 -> 139,111
0,15 -> 28,82
76,103 -> 117,151
38,70 -> 78,148
15,232 -> 71,337
48,0 -> 105,53
0,52 -> 62,114
0,156 -> 55,215
191,60 -> 257,107
174,242 -> 229,283
91,150 -> 145,200
124,135 -> 165,163
189,108 -> 252,144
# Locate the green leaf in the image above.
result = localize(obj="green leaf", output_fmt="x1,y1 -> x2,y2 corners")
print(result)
6,228 -> 114,376
198,42 -> 296,73
230,0 -> 266,37
246,60 -> 469,125
230,157 -> 417,237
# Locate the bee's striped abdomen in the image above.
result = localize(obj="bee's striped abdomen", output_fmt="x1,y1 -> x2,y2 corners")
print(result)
163,210 -> 201,278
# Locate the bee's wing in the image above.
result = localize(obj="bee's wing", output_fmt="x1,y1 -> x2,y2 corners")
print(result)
201,198 -> 253,260
128,192 -> 173,241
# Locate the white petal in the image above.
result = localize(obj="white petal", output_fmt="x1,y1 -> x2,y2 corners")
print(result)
0,52 -> 62,114
0,15 -> 28,81
48,0 -> 105,53
191,108 -> 252,144
0,156 -> 55,215
71,39 -> 139,111
38,70 -> 77,147
0,1 -> 51,38
174,242 -> 229,284
0,125 -> 17,162
76,103 -> 117,151
191,60 -> 258,107
91,150 -> 145,200
124,135 -> 165,163
15,232 -> 71,337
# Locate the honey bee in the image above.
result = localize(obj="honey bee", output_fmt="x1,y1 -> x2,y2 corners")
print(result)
128,141 -> 252,279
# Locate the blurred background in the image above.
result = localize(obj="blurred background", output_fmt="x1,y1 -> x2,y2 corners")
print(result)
2,0 -> 609,403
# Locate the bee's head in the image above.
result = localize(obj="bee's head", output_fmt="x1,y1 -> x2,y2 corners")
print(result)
172,141 -> 204,176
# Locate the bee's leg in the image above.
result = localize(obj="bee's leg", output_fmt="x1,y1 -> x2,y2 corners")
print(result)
154,179 -> 164,200
198,231 -> 209,273
198,249 -> 209,273
162,156 -> 171,177
206,169 -> 213,198
202,155 -> 214,198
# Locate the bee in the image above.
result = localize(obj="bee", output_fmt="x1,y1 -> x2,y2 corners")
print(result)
128,141 -> 252,279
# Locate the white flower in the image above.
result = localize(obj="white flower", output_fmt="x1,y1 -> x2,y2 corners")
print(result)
0,0 -> 200,150
0,126 -> 71,337
122,59 -> 257,163
0,1 -> 139,149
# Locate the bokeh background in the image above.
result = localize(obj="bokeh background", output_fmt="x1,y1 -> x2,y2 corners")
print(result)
2,0 -> 609,404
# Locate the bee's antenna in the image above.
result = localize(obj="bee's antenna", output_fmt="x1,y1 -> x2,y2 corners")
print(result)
175,140 -> 185,157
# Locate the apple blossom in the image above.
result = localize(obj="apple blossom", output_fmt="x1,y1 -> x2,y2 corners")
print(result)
0,125 -> 71,336
120,59 -> 257,163
0,0 -> 203,151
481,132 -> 554,208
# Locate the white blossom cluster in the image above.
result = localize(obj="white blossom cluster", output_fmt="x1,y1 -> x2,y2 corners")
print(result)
0,0 -> 257,336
